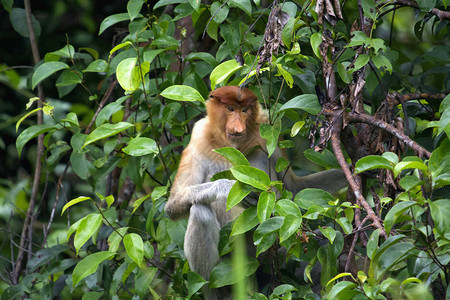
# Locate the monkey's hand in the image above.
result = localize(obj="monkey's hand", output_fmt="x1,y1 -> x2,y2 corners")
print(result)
189,179 -> 235,206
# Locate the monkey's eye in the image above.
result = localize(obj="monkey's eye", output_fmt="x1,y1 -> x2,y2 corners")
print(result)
227,106 -> 234,112
242,107 -> 249,113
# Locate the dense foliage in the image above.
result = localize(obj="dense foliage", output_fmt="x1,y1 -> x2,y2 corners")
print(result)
0,0 -> 449,299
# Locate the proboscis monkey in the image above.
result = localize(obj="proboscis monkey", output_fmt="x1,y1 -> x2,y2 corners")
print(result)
165,86 -> 346,293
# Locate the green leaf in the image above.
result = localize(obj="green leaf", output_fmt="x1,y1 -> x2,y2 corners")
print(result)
135,267 -> 157,296
107,227 -> 128,253
16,108 -> 42,132
127,0 -> 144,21
382,152 -> 399,164
154,0 -> 187,9
310,32 -> 323,59
132,194 -> 152,213
361,0 -> 377,20
393,161 -> 428,178
230,166 -> 270,190
259,119 -> 281,158
160,85 -> 205,102
384,201 -> 416,235
70,151 -> 93,180
209,257 -> 259,288
294,188 -> 334,210
74,213 -> 103,255
303,148 -> 340,168
429,199 -> 450,239
275,157 -> 289,172
189,0 -> 201,11
187,271 -> 206,298
354,155 -> 394,173
327,281 -> 358,299
16,124 -> 55,157
210,2 -> 229,24
271,285 -> 295,297
276,64 -> 293,88
254,217 -> 283,245
353,54 -> 370,71
290,120 -> 305,137
347,31 -> 367,48
83,59 -> 108,73
45,44 -> 76,60
338,62 -> 352,84
281,18 -> 295,49
143,49 -> 167,64
417,0 -> 437,12
210,59 -> 242,90
439,107 -> 450,140
61,196 -> 91,215
10,8 -> 41,38
99,13 -> 130,35
55,69 -> 82,86
319,226 -> 337,244
399,175 -> 422,191
326,273 -> 354,287
274,199 -> 301,217
278,94 -> 321,115
123,137 -> 158,156
257,191 -> 276,222
83,122 -> 133,147
151,186 -> 168,200
372,54 -> 392,73
227,181 -> 252,211
373,242 -> 416,281
72,251 -> 115,287
228,0 -> 252,16
185,52 -> 218,66
214,147 -> 250,166
369,234 -> 405,278
116,57 -> 140,92
32,61 -> 69,89
367,229 -> 380,260
124,233 -> 144,268
279,214 -> 301,243
231,206 -> 258,236
336,217 -> 353,235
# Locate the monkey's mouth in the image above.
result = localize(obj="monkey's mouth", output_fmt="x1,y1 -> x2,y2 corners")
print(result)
227,132 -> 245,139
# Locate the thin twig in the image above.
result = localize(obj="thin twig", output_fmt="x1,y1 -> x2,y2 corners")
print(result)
42,164 -> 70,247
85,80 -> 118,134
345,215 -> 369,272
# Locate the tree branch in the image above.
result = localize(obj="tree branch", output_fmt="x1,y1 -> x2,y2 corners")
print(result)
330,132 -> 387,238
14,0 -> 45,283
324,109 -> 431,158
393,0 -> 450,20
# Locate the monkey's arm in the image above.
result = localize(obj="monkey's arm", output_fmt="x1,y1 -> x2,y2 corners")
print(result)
271,149 -> 347,195
165,148 -> 235,220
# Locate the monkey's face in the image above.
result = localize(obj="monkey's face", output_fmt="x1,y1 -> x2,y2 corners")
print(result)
207,86 -> 258,145
223,104 -> 252,141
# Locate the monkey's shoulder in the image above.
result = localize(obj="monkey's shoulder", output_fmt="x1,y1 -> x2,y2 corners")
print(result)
184,118 -> 227,159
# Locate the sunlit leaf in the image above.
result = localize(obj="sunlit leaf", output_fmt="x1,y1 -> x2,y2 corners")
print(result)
160,85 -> 205,102
83,122 -> 133,147
124,233 -> 144,268
230,166 -> 270,190
123,137 -> 158,156
210,60 -> 242,90
61,196 -> 91,215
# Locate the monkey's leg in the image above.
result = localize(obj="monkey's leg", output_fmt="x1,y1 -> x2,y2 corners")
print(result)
185,204 -> 221,280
